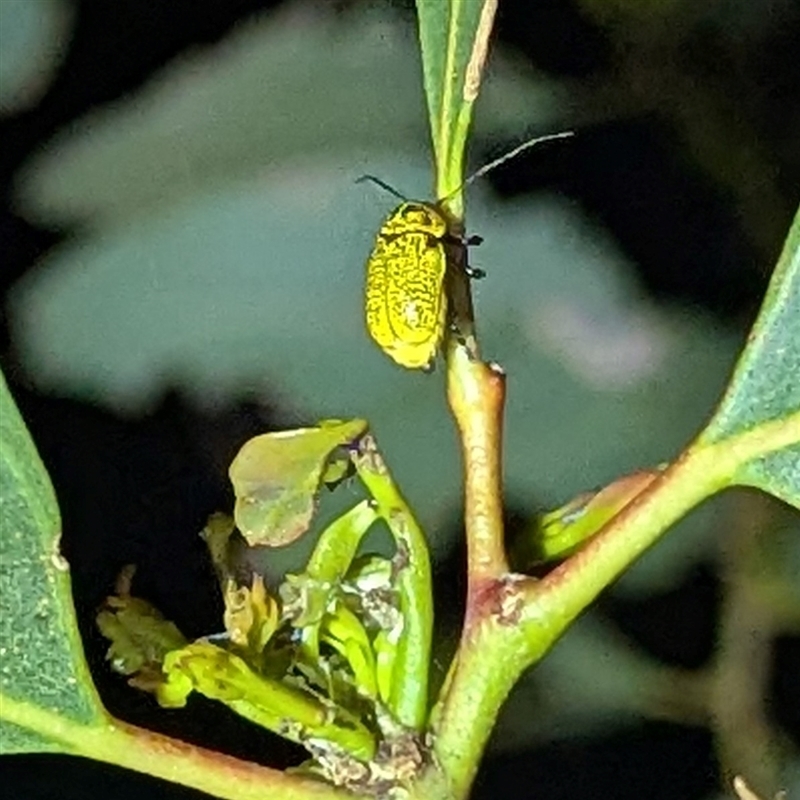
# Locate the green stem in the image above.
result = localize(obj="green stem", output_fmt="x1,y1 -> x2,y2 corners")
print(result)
351,433 -> 433,730
430,413 -> 800,799
0,693 -> 356,800
446,356 -> 508,585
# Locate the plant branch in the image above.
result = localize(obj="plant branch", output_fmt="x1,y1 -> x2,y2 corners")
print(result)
428,408 -> 799,799
0,694 -> 356,800
710,493 -> 784,797
447,355 -> 508,588
521,410 -> 800,638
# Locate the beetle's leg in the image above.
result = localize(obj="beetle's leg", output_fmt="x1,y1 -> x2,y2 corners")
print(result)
444,232 -> 483,247
422,359 -> 437,374
444,231 -> 485,278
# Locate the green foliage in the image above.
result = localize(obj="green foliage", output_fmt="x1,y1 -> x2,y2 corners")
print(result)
0,370 -> 105,754
159,641 -> 375,760
519,469 -> 663,565
703,207 -> 800,507
95,567 -> 187,677
91,426 -> 432,793
708,209 -> 800,440
415,0 -> 494,204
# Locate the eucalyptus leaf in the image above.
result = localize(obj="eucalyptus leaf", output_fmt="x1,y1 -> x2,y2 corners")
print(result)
158,641 -> 375,760
0,0 -> 71,114
703,206 -> 800,507
416,0 -> 486,129
0,368 -> 105,753
96,565 -> 187,680
521,469 -> 662,565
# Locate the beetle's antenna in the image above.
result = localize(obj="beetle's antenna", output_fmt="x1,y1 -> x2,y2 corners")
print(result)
439,130 -> 574,203
355,174 -> 408,202
357,131 -> 572,206
464,131 -> 573,187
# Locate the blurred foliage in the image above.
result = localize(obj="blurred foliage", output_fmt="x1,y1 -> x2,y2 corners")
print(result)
0,0 -> 71,114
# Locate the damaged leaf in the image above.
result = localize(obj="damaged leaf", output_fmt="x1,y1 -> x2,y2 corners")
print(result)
222,574 -> 279,655
96,565 -> 187,681
229,419 -> 367,547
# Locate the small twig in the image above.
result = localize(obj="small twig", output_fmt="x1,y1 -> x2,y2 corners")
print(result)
711,493 -> 784,796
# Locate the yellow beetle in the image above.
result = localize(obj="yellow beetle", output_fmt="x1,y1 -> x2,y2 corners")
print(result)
362,194 -> 452,370
359,132 -> 573,370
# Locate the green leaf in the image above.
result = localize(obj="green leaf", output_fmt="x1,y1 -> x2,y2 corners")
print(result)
221,573 -> 279,655
320,603 -> 378,701
735,445 -> 800,509
702,206 -> 800,507
280,500 -> 378,628
158,641 -> 376,761
228,419 -> 368,547
415,0 -> 497,202
520,469 -> 663,565
0,367 -> 106,753
350,434 -> 432,731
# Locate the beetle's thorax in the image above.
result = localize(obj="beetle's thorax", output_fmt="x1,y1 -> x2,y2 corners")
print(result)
382,201 -> 448,238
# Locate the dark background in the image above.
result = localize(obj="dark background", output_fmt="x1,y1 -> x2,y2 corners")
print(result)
2,1 -> 799,798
